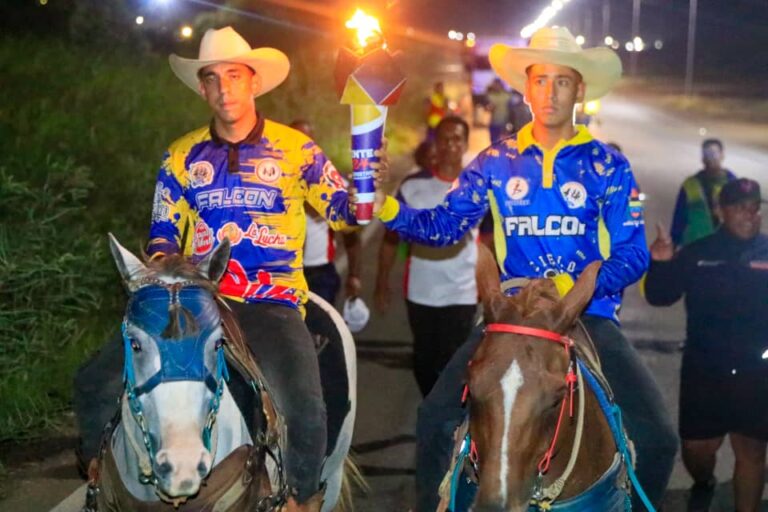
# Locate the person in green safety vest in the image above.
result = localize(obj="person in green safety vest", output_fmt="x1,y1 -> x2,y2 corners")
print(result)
670,138 -> 736,248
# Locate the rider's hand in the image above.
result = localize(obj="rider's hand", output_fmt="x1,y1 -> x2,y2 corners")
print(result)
374,282 -> 391,313
349,138 -> 389,218
345,275 -> 362,298
650,223 -> 674,261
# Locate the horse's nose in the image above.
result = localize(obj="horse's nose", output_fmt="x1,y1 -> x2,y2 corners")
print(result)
155,448 -> 211,478
155,450 -> 173,478
197,451 -> 212,477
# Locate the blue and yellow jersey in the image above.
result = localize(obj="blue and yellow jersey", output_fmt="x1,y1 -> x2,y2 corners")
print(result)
379,122 -> 649,321
147,116 -> 356,310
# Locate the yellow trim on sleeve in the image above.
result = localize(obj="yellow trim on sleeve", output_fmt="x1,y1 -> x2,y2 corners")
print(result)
377,195 -> 400,222
597,210 -> 611,259
487,192 -> 507,269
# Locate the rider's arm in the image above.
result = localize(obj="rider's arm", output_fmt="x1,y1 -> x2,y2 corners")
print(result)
147,150 -> 191,259
378,157 -> 489,247
593,159 -> 651,298
301,140 -> 357,231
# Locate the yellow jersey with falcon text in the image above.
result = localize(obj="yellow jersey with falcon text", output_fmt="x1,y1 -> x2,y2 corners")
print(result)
147,116 -> 356,309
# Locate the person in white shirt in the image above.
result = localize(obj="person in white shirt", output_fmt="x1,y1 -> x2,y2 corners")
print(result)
374,117 -> 478,396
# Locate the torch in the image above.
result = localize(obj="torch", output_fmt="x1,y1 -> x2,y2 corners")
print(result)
335,9 -> 406,224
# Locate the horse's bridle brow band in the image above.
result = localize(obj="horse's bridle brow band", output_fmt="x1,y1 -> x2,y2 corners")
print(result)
484,323 -> 574,349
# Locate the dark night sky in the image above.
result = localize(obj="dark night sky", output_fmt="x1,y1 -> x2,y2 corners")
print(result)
4,0 -> 766,79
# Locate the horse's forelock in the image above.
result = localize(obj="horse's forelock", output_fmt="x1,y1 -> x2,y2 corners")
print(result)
145,255 -> 218,293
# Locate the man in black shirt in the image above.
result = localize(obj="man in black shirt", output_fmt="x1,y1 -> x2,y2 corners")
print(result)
646,178 -> 768,512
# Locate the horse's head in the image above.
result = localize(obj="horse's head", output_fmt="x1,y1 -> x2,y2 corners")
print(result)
108,234 -> 231,498
468,246 -> 601,512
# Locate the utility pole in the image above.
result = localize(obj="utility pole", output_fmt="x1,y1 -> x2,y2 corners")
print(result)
685,0 -> 698,96
630,0 -> 641,75
602,0 -> 610,39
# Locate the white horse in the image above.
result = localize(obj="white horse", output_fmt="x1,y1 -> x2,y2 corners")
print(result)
53,235 -> 357,512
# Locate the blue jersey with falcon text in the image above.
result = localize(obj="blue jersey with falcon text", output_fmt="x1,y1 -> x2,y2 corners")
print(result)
381,123 -> 649,321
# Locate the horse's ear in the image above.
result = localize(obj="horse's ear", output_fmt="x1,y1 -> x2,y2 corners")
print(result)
552,261 -> 602,332
476,244 -> 505,321
108,233 -> 148,283
197,238 -> 231,283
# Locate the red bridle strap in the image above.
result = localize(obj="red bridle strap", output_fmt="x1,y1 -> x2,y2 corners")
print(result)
484,322 -> 578,476
485,323 -> 574,349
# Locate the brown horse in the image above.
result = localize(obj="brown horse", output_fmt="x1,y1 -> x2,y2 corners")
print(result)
466,246 -> 624,512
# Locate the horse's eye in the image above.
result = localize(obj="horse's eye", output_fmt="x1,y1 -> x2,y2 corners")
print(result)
130,339 -> 142,352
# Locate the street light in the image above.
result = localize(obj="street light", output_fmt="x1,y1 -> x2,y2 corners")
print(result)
180,25 -> 193,38
625,41 -> 635,52
520,0 -> 573,38
135,15 -> 145,25
633,36 -> 645,52
575,35 -> 585,46
654,39 -> 663,50
604,35 -> 614,46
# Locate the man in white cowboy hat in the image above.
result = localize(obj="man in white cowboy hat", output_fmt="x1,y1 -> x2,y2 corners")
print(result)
375,26 -> 678,510
75,26 -> 377,512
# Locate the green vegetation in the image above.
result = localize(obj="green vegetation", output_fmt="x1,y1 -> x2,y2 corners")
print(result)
0,33 -> 423,441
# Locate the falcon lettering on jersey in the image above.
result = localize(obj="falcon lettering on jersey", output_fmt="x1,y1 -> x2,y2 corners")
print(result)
504,215 -> 586,236
196,187 -> 278,211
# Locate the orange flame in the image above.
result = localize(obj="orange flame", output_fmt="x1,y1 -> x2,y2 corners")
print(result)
345,8 -> 382,50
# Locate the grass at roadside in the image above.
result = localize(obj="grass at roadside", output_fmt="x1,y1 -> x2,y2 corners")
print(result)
0,34 -> 423,442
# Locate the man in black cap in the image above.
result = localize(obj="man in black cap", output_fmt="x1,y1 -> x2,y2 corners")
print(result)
646,178 -> 768,512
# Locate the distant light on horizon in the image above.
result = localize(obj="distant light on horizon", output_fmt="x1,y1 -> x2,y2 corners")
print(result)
604,36 -> 614,46
654,39 -> 664,50
467,32 -> 476,41
448,30 -> 457,40
625,41 -> 635,52
180,25 -> 193,38
575,35 -> 585,46
633,36 -> 645,52
135,16 -> 145,25
611,40 -> 620,50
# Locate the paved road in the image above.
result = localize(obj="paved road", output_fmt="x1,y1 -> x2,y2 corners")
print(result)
2,93 -> 767,511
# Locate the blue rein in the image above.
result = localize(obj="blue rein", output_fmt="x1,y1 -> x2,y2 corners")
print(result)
120,283 -> 230,480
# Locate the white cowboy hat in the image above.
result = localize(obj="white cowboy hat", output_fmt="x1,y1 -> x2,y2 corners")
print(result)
169,26 -> 290,97
489,26 -> 622,102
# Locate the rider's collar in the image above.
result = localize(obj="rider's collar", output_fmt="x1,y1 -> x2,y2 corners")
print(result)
516,122 -> 593,155
516,122 -> 593,189
209,110 -> 265,147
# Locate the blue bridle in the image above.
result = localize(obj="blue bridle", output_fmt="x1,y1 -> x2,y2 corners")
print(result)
120,281 -> 230,482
